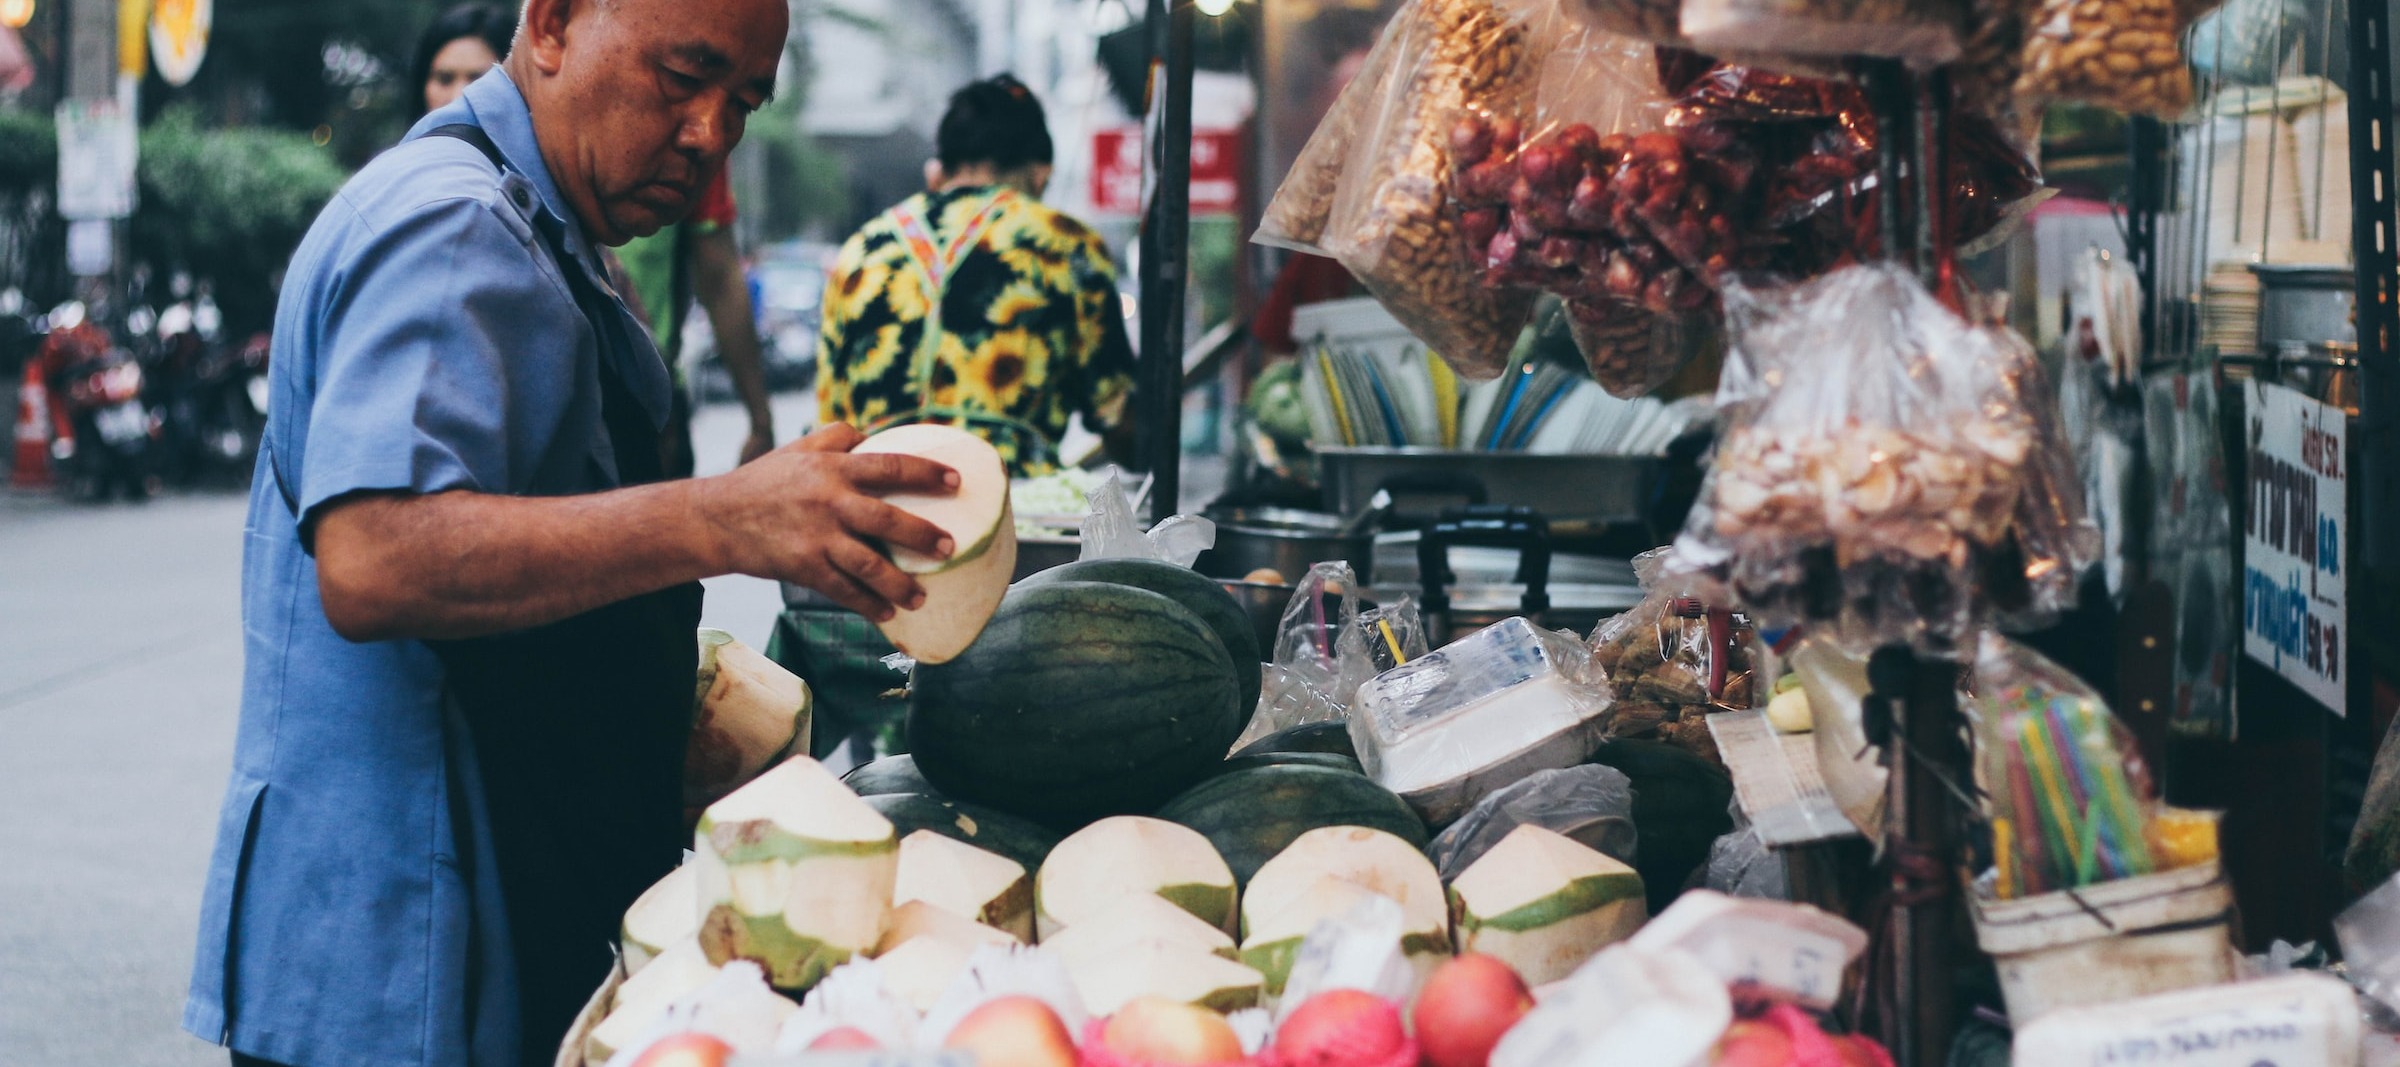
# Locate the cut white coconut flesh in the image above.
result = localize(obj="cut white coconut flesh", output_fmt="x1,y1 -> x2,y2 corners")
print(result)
1449,825 -> 1648,987
622,863 -> 699,977
679,961 -> 800,1055
1035,816 -> 1239,940
1240,826 -> 1452,994
587,937 -> 716,1063
855,425 -> 1018,665
877,899 -> 1022,955
894,829 -> 1033,941
687,630 -> 812,810
1061,937 -> 1266,1016
853,425 -> 1009,575
696,756 -> 899,993
1038,893 -> 1239,973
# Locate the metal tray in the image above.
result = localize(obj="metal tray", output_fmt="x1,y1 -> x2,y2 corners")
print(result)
1315,446 -> 1664,528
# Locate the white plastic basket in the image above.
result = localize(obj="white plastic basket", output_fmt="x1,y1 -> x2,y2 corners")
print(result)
1970,860 -> 2238,1026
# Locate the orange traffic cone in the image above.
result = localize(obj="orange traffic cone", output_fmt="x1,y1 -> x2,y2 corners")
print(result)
11,358 -> 53,489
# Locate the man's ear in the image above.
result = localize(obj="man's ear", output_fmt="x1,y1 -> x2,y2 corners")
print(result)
515,0 -> 576,75
924,158 -> 945,192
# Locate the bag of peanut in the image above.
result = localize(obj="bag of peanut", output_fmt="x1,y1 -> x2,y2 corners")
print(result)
1679,0 -> 1965,67
1256,23 -> 1408,254
2014,0 -> 2195,117
1318,0 -> 1545,380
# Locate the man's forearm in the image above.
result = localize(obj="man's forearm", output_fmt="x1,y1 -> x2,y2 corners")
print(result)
692,229 -> 774,429
315,482 -> 724,643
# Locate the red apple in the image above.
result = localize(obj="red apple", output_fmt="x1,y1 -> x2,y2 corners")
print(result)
807,1026 -> 884,1051
1829,1035 -> 1895,1067
944,995 -> 1079,1067
1273,989 -> 1414,1067
1413,954 -> 1534,1067
1712,1019 -> 1796,1067
628,1032 -> 733,1067
1089,997 -> 1246,1065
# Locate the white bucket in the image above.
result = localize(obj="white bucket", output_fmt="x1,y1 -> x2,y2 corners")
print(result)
1970,860 -> 2239,1026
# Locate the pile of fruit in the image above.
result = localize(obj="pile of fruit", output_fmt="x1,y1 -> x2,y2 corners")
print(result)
574,540 -> 1889,1066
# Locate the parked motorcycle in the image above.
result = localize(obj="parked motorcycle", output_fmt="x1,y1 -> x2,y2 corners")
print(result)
147,292 -> 265,488
39,305 -> 157,501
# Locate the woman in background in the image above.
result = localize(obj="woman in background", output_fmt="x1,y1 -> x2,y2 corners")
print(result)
410,3 -> 517,117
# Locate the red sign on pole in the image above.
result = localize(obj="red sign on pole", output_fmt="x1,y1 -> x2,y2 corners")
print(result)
1091,127 -> 1241,218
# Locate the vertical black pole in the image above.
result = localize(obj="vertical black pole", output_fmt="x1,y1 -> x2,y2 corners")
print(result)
2347,0 -> 2397,572
1137,0 -> 1195,524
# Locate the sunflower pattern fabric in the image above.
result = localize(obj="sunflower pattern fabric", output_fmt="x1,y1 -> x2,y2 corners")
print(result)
817,186 -> 1138,476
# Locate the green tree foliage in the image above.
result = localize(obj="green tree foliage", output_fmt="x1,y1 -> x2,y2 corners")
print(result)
131,108 -> 349,330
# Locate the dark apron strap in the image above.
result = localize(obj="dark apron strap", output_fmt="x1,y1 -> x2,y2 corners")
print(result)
414,123 -> 704,1066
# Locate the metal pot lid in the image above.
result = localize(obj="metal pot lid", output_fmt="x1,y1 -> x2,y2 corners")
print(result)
1209,506 -> 1356,535
2246,263 -> 2354,286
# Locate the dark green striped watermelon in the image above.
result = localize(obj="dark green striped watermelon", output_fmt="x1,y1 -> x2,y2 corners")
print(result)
1218,751 -> 1363,777
862,792 -> 1062,871
1586,739 -> 1733,914
909,581 -> 1244,829
841,754 -> 936,797
1231,721 -> 1359,761
1153,764 -> 1427,885
1018,558 -> 1264,717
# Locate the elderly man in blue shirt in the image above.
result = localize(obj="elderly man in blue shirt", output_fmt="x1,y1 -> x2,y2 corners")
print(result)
180,1 -> 959,1065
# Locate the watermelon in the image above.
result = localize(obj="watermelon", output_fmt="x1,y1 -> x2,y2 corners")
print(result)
863,793 -> 1062,872
843,754 -> 938,797
695,758 -> 899,993
1154,764 -> 1428,885
909,582 -> 1244,827
1035,816 -> 1239,938
1448,825 -> 1647,986
1231,721 -> 1359,761
894,829 -> 1034,941
1585,740 -> 1734,915
1216,751 -> 1364,777
1017,557 -> 1264,715
855,425 -> 1017,665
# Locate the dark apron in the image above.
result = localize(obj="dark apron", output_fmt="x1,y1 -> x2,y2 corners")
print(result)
272,124 -> 704,1065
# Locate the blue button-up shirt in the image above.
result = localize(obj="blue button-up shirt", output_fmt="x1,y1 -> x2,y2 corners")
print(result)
184,70 -> 670,1067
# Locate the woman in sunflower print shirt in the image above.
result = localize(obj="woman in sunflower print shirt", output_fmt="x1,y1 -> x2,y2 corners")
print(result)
817,75 -> 1138,476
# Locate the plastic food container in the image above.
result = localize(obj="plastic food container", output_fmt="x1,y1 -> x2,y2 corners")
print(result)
1970,860 -> 2238,1025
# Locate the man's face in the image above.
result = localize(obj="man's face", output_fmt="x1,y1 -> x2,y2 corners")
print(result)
523,0 -> 786,245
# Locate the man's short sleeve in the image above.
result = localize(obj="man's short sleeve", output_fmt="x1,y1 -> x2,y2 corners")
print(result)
294,192 -> 584,529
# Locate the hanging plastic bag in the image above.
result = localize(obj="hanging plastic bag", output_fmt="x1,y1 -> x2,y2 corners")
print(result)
1972,303 -> 2102,632
1560,0 -> 1690,42
1678,0 -> 1964,67
1427,764 -> 1641,879
1257,25 -> 1410,254
1076,470 -> 1216,566
1318,0 -> 1544,380
1586,548 -> 1757,745
1670,264 -> 2039,652
2014,0 -> 2195,117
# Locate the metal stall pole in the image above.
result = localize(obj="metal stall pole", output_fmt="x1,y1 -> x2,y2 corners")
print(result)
2350,0 -> 2398,576
1139,0 -> 1198,524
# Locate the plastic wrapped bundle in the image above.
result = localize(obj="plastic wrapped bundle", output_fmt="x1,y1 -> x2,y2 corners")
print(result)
1584,547 -> 1756,748
1349,616 -> 1614,826
2015,0 -> 2194,117
1670,264 -> 2042,652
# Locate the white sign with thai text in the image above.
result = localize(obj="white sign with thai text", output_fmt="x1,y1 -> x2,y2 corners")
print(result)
2242,380 -> 2346,715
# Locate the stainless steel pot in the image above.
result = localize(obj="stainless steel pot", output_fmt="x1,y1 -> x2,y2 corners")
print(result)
1316,447 -> 1667,531
1193,507 -> 1375,586
1382,507 -> 1645,644
2249,263 -> 2355,348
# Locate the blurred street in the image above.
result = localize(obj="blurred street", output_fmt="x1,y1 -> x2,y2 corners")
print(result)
0,395 -> 811,1066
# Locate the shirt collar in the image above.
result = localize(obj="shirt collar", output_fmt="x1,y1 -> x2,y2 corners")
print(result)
414,68 -> 600,268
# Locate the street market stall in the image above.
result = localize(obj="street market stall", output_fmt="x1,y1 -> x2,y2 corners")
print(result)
554,0 -> 2400,1062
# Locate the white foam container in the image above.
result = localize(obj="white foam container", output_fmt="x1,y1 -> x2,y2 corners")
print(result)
1971,860 -> 2239,1025
2011,972 -> 2362,1067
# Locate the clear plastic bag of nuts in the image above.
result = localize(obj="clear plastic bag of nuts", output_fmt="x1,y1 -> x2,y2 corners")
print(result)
1668,264 -> 2044,652
1560,0 -> 1689,43
1257,24 -> 1409,253
1567,298 -> 1715,398
1679,0 -> 1965,67
1318,0 -> 1544,380
2014,0 -> 2195,117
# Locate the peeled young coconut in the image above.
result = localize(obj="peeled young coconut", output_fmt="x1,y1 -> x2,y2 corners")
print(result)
1038,893 -> 1239,973
1240,827 -> 1451,993
687,629 -> 813,812
1447,825 -> 1646,987
587,937 -> 717,1064
1035,816 -> 1239,940
623,864 -> 700,977
895,829 -> 1034,941
873,901 -> 1019,1012
854,424 -> 1017,665
696,757 -> 899,993
1064,939 -> 1266,1017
